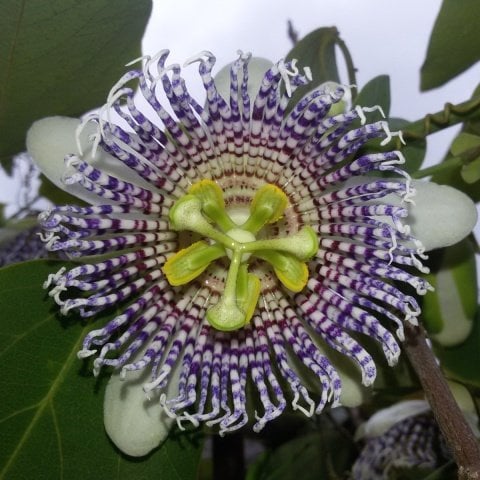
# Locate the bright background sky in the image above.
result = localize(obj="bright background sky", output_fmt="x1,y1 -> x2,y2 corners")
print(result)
142,0 -> 478,138
3,0 -> 480,217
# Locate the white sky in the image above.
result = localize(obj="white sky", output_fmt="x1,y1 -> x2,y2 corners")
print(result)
3,0 -> 480,216
143,0 -> 479,128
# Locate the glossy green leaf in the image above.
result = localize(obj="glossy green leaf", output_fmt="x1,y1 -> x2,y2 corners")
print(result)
422,462 -> 457,480
285,27 -> 341,109
0,260 -> 203,479
428,84 -> 480,198
435,308 -> 480,388
387,462 -> 456,480
246,425 -> 355,480
449,132 -> 480,184
39,175 -> 86,207
354,75 -> 391,119
390,117 -> 426,173
421,0 -> 480,90
0,0 -> 152,164
461,156 -> 480,184
450,132 -> 480,156
422,239 -> 477,345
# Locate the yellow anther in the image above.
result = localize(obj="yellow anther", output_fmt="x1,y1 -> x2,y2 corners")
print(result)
162,241 -> 225,286
256,251 -> 309,292
189,179 -> 224,208
242,184 -> 288,233
189,179 -> 235,231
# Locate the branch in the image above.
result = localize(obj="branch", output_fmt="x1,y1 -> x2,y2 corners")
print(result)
402,96 -> 480,141
403,323 -> 480,479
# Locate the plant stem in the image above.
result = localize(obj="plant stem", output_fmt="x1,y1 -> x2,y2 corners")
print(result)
403,323 -> 480,479
402,96 -> 480,141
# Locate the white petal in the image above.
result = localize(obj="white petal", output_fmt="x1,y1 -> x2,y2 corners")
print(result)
337,369 -> 369,408
26,116 -> 151,205
409,180 -> 477,251
348,176 -> 477,252
214,56 -> 273,103
104,368 -> 175,457
355,399 -> 430,440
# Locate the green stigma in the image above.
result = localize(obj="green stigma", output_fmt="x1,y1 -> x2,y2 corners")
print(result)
163,180 -> 318,331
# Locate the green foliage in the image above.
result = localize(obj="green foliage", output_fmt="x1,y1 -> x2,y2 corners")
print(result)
0,260 -> 203,479
422,462 -> 457,480
352,77 -> 427,174
450,132 -> 480,184
285,27 -> 341,108
39,175 -> 86,207
354,75 -> 391,119
0,0 -> 152,166
435,308 -> 480,388
389,118 -> 427,173
386,462 -> 456,480
421,0 -> 480,90
422,239 -> 477,342
246,419 -> 356,480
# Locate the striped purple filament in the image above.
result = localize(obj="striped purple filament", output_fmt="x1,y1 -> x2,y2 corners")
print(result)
39,50 -> 431,434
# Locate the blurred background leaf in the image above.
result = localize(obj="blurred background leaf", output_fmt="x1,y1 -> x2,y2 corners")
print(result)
421,0 -> 480,90
0,260 -> 203,479
0,0 -> 152,170
429,83 -> 480,200
422,239 -> 477,345
434,308 -> 480,388
246,424 -> 355,480
354,75 -> 391,119
246,412 -> 358,480
285,27 -> 341,110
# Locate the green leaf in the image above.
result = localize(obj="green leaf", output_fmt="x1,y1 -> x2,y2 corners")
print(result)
426,84 -> 480,198
0,260 -> 203,479
246,425 -> 355,480
422,239 -> 477,345
422,462 -> 457,480
285,27 -> 341,109
449,132 -> 480,184
39,175 -> 86,207
387,462 -> 456,480
435,307 -> 480,388
0,0 -> 152,164
354,75 -> 391,119
461,156 -> 480,184
450,132 -> 480,156
390,118 -> 426,173
421,0 -> 480,90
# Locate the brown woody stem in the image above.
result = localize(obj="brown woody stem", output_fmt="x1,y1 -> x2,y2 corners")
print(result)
403,323 -> 480,479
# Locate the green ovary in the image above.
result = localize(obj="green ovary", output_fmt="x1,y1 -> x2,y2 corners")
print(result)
163,179 -> 318,331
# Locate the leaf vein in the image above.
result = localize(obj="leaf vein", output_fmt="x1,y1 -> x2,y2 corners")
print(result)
0,325 -> 88,479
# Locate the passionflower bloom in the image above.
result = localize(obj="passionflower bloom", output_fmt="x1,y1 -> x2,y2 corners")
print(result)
27,51 -> 477,454
352,406 -> 449,479
352,393 -> 480,479
0,223 -> 47,267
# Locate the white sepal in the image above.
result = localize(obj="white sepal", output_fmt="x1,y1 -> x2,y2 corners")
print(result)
408,180 -> 477,251
104,367 -> 175,457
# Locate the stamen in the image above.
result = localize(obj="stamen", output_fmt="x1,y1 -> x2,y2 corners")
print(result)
35,49 -> 435,438
165,180 -> 318,331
